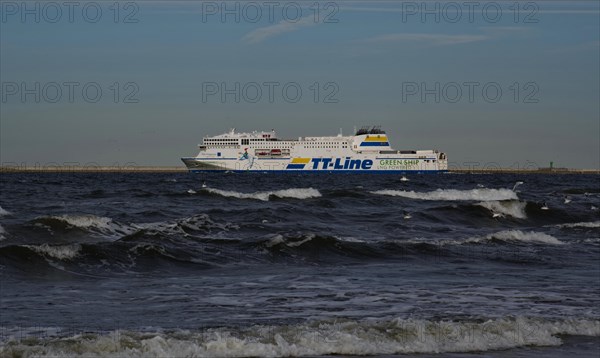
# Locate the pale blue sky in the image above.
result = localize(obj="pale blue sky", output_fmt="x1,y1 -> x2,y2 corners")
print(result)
1,1 -> 599,168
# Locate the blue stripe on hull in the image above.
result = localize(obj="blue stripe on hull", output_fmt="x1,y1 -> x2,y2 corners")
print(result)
189,169 -> 448,174
360,142 -> 390,146
285,164 -> 306,169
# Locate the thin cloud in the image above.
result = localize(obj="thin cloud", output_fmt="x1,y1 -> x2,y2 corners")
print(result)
547,40 -> 600,54
365,33 -> 488,46
242,16 -> 317,44
480,26 -> 533,36
340,6 -> 405,13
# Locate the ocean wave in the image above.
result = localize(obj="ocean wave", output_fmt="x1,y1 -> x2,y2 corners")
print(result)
30,214 -> 137,239
127,214 -> 240,238
264,234 -> 367,249
265,233 -> 318,248
556,221 -> 600,228
34,214 -> 114,230
27,214 -> 238,242
24,243 -> 81,260
205,188 -> 321,201
260,234 -> 447,260
469,230 -> 564,245
404,230 -> 565,247
476,200 -> 527,219
1,317 -> 598,357
1,227 -> 567,271
0,229 -> 566,272
0,206 -> 8,241
0,205 -> 10,217
2,215 -> 242,268
372,188 -> 519,201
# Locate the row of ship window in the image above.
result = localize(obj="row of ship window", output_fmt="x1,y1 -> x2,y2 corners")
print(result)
304,146 -> 348,149
206,145 -> 349,149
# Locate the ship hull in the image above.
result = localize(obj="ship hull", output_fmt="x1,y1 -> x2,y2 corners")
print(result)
181,156 -> 447,173
188,169 -> 447,174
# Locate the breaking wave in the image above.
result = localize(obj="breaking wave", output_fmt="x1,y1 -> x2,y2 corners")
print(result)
266,233 -> 313,248
34,214 -> 114,230
372,188 -> 519,201
131,214 -> 240,236
24,243 -> 81,260
1,317 -> 598,357
265,234 -> 367,249
1,206 -> 11,240
205,188 -> 321,201
557,221 -> 600,228
467,230 -> 564,245
476,200 -> 527,219
0,206 -> 10,217
404,230 -> 565,247
30,214 -> 135,238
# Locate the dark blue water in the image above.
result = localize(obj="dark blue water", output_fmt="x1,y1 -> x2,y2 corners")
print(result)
0,173 -> 598,357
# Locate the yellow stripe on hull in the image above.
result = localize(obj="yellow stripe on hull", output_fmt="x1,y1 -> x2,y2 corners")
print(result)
291,158 -> 311,164
364,136 -> 389,142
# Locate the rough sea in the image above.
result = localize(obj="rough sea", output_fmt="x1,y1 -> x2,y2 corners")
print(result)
0,172 -> 598,357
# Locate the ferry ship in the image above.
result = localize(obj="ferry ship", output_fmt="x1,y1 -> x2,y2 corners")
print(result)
181,126 -> 447,173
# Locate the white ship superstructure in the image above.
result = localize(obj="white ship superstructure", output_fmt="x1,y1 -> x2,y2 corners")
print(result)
181,127 -> 447,173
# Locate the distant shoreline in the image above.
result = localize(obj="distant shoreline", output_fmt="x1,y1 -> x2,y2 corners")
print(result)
450,168 -> 599,174
1,166 -> 598,174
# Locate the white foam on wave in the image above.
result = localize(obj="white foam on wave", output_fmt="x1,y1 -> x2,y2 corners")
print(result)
36,214 -> 137,238
206,188 -> 321,201
265,234 -> 286,247
176,214 -> 240,232
557,221 -> 600,228
476,200 -> 527,219
266,234 -> 317,248
0,205 -> 10,217
0,206 -> 11,241
469,230 -> 564,245
409,230 -> 564,247
334,236 -> 367,243
1,317 -> 598,357
578,238 -> 600,244
372,188 -> 519,201
266,234 -> 367,248
44,214 -> 114,230
25,243 -> 81,260
132,214 -> 239,236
